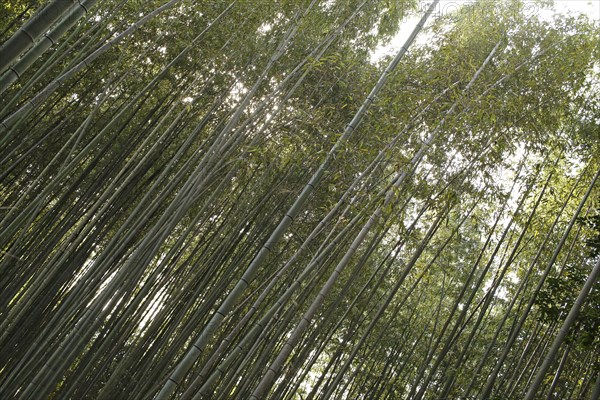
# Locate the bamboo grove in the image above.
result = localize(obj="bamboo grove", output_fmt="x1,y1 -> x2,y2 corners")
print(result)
0,0 -> 599,399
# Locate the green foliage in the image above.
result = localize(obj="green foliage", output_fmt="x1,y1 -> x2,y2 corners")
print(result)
580,200 -> 600,258
1,1 -> 599,399
537,200 -> 600,349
